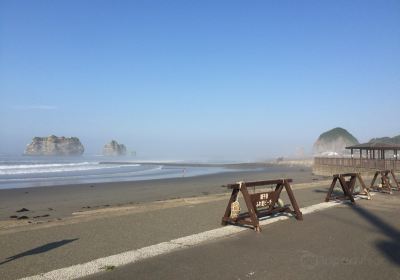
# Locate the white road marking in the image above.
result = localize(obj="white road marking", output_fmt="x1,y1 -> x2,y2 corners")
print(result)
19,197 -> 368,280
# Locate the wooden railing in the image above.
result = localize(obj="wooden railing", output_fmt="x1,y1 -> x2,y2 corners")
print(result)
314,157 -> 400,171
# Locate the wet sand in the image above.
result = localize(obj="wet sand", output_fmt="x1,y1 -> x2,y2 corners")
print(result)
0,164 -> 325,227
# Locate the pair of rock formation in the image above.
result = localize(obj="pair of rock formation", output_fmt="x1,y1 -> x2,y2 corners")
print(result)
102,140 -> 127,156
24,135 -> 85,156
24,136 -> 127,156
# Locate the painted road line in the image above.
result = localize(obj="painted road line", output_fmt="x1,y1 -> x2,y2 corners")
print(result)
19,197 -> 368,280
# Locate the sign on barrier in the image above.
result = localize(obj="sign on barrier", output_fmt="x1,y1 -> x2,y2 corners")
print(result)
370,170 -> 400,194
325,173 -> 371,203
221,179 -> 303,232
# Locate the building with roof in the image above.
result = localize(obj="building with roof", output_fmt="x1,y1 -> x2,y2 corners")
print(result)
313,142 -> 400,176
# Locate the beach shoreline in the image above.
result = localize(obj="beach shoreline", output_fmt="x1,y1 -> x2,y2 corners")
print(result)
0,164 -> 324,228
0,158 -> 314,190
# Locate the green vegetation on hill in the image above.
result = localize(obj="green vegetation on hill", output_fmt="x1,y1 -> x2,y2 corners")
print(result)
369,135 -> 400,144
317,127 -> 359,144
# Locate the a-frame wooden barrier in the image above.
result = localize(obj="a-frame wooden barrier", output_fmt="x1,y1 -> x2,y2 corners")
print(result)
325,173 -> 371,203
370,170 -> 400,194
221,179 -> 303,232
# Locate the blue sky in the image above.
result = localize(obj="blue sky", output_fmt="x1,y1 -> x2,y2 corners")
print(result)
0,0 -> 399,160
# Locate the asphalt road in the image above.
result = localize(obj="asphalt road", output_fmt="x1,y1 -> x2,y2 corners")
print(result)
85,192 -> 400,280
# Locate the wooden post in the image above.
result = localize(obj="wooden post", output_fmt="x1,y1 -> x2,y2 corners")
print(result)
355,173 -> 371,200
338,175 -> 355,203
390,170 -> 400,190
325,176 -> 338,202
370,171 -> 379,189
240,183 -> 260,231
284,180 -> 303,220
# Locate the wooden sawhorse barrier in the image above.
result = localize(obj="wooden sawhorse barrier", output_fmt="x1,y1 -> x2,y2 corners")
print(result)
221,179 -> 303,232
370,170 -> 400,194
325,173 -> 371,203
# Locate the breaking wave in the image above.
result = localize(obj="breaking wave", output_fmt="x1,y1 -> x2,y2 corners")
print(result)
0,162 -> 140,175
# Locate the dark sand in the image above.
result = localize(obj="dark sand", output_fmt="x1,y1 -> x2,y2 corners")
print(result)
0,165 -> 324,223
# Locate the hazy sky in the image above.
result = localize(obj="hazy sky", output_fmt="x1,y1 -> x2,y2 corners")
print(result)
0,0 -> 399,160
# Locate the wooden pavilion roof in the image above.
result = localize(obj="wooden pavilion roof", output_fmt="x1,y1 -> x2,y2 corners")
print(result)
346,142 -> 400,150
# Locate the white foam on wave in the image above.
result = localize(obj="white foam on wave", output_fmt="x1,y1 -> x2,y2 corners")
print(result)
0,162 -> 93,170
0,162 -> 140,175
0,165 -> 164,182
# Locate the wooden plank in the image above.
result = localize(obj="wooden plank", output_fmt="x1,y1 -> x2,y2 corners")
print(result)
381,172 -> 393,194
284,181 -> 303,220
356,173 -> 371,199
347,175 -> 357,194
338,175 -> 355,203
227,179 -> 293,189
240,183 -> 260,231
337,173 -> 359,177
369,171 -> 379,189
390,170 -> 400,190
256,206 -> 289,217
325,177 -> 338,202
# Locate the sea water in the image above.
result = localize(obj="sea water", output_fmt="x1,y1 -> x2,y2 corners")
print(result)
0,155 -> 229,189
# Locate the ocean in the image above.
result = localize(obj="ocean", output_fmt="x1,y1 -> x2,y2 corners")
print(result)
0,155 -> 230,190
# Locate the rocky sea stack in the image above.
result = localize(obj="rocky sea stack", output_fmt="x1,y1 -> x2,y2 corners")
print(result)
25,135 -> 84,156
103,140 -> 127,156
313,127 -> 359,156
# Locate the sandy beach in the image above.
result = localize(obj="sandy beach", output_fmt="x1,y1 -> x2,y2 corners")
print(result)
0,164 -> 323,229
